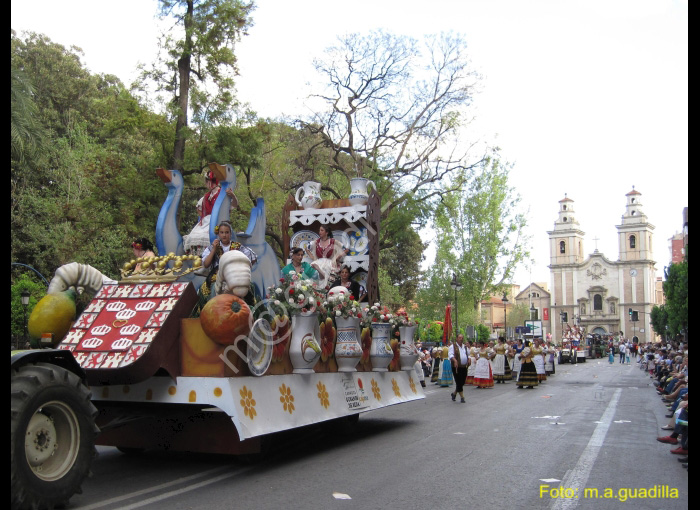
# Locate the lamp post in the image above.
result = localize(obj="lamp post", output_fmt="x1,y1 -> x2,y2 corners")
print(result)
20,290 -> 30,350
502,292 -> 509,341
450,273 -> 463,341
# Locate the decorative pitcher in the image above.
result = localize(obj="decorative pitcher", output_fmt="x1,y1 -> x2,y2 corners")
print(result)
348,178 -> 376,206
369,323 -> 393,372
398,326 -> 419,370
289,312 -> 322,373
295,181 -> 322,210
334,316 -> 363,372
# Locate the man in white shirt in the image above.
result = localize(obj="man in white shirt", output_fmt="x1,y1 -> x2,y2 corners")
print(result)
618,341 -> 626,363
449,334 -> 470,403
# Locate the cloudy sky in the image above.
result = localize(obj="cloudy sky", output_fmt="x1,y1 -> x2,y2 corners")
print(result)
12,0 -> 688,288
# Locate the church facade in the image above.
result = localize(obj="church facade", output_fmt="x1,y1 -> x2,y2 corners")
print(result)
547,189 -> 658,344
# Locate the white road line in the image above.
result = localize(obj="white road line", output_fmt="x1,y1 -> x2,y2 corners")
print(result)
550,388 -> 622,510
72,465 -> 235,510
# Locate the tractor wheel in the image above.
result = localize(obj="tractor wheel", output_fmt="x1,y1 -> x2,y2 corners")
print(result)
11,362 -> 98,510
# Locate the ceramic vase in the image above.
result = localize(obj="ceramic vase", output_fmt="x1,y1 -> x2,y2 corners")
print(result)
399,325 -> 419,370
348,178 -> 376,206
295,181 -> 322,210
334,316 -> 363,372
370,323 -> 393,372
289,312 -> 322,373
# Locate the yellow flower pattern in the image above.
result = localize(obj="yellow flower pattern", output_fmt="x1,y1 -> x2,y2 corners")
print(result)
408,376 -> 416,394
239,385 -> 257,420
316,381 -> 330,409
371,378 -> 381,401
279,383 -> 295,414
392,378 -> 401,397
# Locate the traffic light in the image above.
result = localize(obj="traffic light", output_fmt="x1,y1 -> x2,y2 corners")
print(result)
560,312 -> 568,323
631,310 -> 639,322
628,308 -> 633,317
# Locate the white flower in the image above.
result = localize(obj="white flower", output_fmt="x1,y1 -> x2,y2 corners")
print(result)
288,298 -> 294,304
275,288 -> 282,295
336,310 -> 341,316
274,300 -> 280,306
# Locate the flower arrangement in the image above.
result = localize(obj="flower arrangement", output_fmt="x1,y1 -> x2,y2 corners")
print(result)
395,309 -> 417,327
324,288 -> 363,320
361,302 -> 396,327
266,271 -> 324,317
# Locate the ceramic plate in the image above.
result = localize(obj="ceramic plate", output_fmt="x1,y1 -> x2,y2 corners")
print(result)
290,230 -> 319,250
247,318 -> 273,377
352,229 -> 369,255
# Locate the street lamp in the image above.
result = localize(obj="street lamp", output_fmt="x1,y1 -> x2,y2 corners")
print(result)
20,290 -> 30,350
450,273 -> 463,341
502,292 -> 509,340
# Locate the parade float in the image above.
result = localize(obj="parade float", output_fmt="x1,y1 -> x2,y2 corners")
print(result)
11,163 -> 423,510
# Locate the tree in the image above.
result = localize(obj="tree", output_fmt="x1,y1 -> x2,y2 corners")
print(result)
301,30 -> 489,247
662,251 -> 688,340
432,155 -> 530,316
650,304 -> 669,340
137,0 -> 255,172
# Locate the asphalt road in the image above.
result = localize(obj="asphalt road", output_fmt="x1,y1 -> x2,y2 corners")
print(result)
69,358 -> 688,510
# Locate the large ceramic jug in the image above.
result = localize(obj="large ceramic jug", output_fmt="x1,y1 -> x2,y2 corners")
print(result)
348,178 -> 376,206
334,316 -> 363,372
369,323 -> 393,372
289,312 -> 322,373
295,181 -> 322,210
398,326 -> 419,370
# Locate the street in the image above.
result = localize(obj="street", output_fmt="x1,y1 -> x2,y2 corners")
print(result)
69,359 -> 687,510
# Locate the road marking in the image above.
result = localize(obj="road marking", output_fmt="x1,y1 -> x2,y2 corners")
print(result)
72,465 -> 237,510
550,388 -> 622,510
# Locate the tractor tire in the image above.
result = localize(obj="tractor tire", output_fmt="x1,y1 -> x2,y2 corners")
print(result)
11,362 -> 98,510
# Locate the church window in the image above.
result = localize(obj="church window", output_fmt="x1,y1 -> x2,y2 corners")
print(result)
560,241 -> 566,253
593,294 -> 603,311
630,235 -> 636,249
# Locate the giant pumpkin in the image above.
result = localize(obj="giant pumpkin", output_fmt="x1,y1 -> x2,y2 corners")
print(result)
199,294 -> 252,345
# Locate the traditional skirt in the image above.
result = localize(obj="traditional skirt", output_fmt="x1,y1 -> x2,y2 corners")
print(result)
517,360 -> 539,387
431,358 -> 441,383
504,356 -> 512,379
512,354 -> 522,380
493,354 -> 509,382
466,355 -> 476,385
608,350 -> 615,364
544,353 -> 555,375
473,358 -> 494,388
439,359 -> 454,387
534,355 -> 547,382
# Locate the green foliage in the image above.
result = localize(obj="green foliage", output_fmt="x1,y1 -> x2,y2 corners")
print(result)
475,324 -> 491,342
650,305 -> 669,339
662,252 -> 688,338
432,155 -> 530,312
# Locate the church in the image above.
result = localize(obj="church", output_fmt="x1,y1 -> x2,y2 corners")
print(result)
547,188 -> 658,344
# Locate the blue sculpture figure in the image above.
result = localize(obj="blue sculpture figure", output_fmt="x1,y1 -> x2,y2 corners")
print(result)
155,168 -> 185,257
238,198 -> 282,300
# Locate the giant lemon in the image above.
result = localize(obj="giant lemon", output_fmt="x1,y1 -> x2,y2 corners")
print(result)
27,289 -> 77,347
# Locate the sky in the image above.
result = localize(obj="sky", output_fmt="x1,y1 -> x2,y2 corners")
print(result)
12,0 -> 688,289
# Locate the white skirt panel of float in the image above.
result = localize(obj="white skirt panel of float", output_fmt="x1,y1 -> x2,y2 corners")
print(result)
88,372 -> 424,440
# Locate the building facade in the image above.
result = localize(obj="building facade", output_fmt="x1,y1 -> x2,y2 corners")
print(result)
547,189 -> 658,344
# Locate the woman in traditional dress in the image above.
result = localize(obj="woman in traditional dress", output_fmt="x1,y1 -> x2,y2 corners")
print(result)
493,336 -> 509,384
512,338 -> 524,380
473,341 -> 494,388
466,341 -> 477,386
532,339 -> 547,382
544,342 -> 556,376
517,340 -> 539,389
431,347 -> 441,384
304,225 -> 349,289
439,342 -> 454,387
